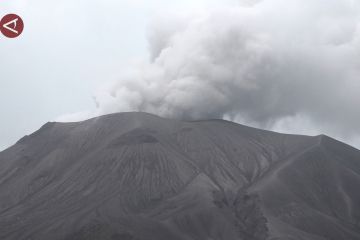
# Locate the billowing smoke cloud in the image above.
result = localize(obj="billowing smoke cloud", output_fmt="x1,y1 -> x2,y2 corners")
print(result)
60,0 -> 360,145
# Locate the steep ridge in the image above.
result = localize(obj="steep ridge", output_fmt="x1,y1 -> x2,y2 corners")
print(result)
0,112 -> 359,240
249,136 -> 360,240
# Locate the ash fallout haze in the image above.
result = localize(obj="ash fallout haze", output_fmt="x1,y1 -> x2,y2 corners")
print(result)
0,0 -> 360,240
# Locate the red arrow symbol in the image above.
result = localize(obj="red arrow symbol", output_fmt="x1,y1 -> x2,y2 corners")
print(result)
0,14 -> 24,38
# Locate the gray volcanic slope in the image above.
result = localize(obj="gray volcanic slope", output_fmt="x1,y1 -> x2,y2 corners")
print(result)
0,112 -> 360,240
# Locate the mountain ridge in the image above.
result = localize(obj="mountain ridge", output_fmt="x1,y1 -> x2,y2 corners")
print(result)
0,112 -> 359,240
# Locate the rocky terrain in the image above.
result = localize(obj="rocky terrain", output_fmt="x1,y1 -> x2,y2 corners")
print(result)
0,112 -> 359,240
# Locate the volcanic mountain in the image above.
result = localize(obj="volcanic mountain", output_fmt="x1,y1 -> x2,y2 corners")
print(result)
0,112 -> 359,240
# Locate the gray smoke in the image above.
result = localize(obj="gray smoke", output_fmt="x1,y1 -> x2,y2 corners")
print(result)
60,0 -> 360,145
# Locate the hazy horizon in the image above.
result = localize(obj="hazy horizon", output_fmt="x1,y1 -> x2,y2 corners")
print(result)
1,0 -> 360,150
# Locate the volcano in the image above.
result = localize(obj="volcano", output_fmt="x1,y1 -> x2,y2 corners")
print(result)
0,112 -> 359,240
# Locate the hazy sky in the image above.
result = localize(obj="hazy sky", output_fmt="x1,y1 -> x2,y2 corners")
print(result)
0,0 -> 234,150
1,0 -> 360,150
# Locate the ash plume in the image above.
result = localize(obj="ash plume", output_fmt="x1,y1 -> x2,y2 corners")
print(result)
59,0 -> 360,146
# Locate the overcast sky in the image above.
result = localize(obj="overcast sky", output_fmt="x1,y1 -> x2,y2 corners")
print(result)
1,0 -> 360,151
0,0 -> 234,150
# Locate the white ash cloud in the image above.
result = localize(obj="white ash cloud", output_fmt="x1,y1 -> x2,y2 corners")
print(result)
59,0 -> 360,145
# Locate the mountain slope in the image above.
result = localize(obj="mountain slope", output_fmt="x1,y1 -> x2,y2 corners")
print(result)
0,112 -> 359,240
